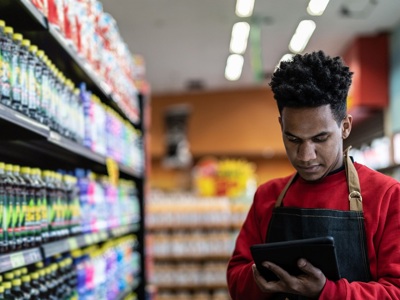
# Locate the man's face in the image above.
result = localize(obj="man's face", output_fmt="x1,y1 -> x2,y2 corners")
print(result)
279,105 -> 352,182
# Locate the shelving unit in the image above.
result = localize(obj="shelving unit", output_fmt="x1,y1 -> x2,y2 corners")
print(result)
0,1 -> 147,299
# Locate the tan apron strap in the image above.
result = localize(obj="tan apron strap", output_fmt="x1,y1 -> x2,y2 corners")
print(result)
275,173 -> 297,207
344,146 -> 363,211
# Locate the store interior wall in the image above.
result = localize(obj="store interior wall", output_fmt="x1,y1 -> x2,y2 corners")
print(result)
149,87 -> 295,191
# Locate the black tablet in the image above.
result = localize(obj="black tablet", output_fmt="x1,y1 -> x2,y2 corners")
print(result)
250,236 -> 341,281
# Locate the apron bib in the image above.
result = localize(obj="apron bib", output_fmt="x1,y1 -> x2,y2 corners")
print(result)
265,148 -> 371,299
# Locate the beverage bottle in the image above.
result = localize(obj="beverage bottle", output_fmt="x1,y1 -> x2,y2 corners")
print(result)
43,267 -> 57,300
12,268 -> 21,279
30,271 -> 41,300
53,172 -> 64,239
0,20 -> 5,101
20,275 -> 33,300
2,282 -> 14,300
32,168 -> 48,243
3,272 -> 14,283
0,285 -> 4,300
12,165 -> 27,250
11,33 -> 23,111
0,26 -> 13,107
0,162 -> 6,253
37,269 -> 50,299
19,39 -> 30,116
4,164 -> 16,251
43,170 -> 56,241
10,279 -> 24,300
27,44 -> 40,121
36,50 -> 49,125
20,167 -> 37,247
65,257 -> 78,299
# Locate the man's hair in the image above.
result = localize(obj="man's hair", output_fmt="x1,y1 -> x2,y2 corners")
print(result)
269,50 -> 353,124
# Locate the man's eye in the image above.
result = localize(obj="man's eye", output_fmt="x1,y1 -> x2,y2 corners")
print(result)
313,136 -> 328,142
287,136 -> 300,143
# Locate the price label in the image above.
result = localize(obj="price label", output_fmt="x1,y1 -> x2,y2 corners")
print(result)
84,234 -> 93,245
68,238 -> 78,250
10,253 -> 25,268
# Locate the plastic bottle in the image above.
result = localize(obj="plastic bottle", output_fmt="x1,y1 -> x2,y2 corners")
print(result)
0,20 -> 5,101
10,279 -> 24,300
0,162 -> 5,253
27,44 -> 39,121
28,272 -> 42,300
20,167 -> 37,247
20,275 -> 33,300
43,171 -> 57,241
19,39 -> 30,116
31,168 -> 48,243
12,165 -> 27,250
11,33 -> 23,111
2,282 -> 14,300
37,269 -> 50,299
4,164 -> 16,251
36,50 -> 48,125
0,26 -> 13,106
0,285 -> 4,300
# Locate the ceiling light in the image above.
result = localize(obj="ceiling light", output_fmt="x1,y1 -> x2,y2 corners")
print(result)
230,22 -> 251,54
235,0 -> 255,17
225,54 -> 244,81
289,20 -> 316,53
307,0 -> 330,16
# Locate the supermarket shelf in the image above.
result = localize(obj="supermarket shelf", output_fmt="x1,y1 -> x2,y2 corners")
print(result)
0,247 -> 42,273
153,254 -> 231,262
156,283 -> 228,291
0,103 -> 142,178
147,222 -> 242,232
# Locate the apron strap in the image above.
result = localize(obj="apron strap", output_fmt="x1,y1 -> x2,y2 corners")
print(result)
275,147 -> 363,211
344,146 -> 363,211
275,173 -> 297,207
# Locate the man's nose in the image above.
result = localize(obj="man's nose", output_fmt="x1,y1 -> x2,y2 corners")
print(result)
297,141 -> 317,161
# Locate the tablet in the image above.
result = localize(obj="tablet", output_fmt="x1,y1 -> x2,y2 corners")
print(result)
250,236 -> 341,281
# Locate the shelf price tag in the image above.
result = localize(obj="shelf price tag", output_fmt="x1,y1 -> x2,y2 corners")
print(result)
84,234 -> 93,245
106,158 -> 119,186
10,253 -> 26,269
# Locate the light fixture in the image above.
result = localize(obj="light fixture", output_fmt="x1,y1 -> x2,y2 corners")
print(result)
307,0 -> 330,16
235,0 -> 255,17
230,22 -> 251,54
225,54 -> 244,81
288,20 -> 316,53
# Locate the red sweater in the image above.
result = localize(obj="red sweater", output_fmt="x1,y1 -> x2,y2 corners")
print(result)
227,162 -> 400,299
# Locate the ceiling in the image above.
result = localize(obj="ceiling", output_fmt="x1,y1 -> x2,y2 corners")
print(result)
101,0 -> 400,96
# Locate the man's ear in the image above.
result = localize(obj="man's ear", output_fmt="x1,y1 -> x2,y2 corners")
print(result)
342,114 -> 353,139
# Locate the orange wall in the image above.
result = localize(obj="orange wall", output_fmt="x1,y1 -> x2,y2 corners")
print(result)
149,87 -> 294,190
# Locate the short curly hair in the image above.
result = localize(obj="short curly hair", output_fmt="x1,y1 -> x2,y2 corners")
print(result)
269,50 -> 353,125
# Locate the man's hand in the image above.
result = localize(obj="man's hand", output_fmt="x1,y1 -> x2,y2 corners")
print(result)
252,258 -> 326,298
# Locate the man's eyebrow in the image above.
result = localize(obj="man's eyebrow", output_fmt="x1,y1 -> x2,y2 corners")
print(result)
284,131 -> 330,139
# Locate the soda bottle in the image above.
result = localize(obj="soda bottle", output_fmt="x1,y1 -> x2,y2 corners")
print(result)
28,44 -> 40,121
43,170 -> 57,241
29,271 -> 47,299
0,26 -> 13,106
20,167 -> 36,247
11,33 -> 23,111
10,279 -> 24,300
4,164 -> 16,251
2,282 -> 14,300
12,165 -> 27,250
36,50 -> 48,125
31,168 -> 48,243
0,162 -> 6,253
20,275 -> 33,300
0,20 -> 5,100
0,285 -> 4,300
19,39 -> 30,116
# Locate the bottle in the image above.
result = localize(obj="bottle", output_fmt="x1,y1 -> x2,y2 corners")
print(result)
0,162 -> 6,253
4,164 -> 16,251
28,272 -> 43,299
43,171 -> 56,241
0,26 -> 13,106
10,279 -> 24,300
12,165 -> 27,250
32,168 -> 48,243
20,275 -> 33,300
2,282 -> 13,300
0,20 -> 5,100
11,33 -> 23,111
0,285 -> 4,300
36,50 -> 48,125
27,44 -> 39,121
20,167 -> 36,248
37,269 -> 50,299
19,39 -> 30,116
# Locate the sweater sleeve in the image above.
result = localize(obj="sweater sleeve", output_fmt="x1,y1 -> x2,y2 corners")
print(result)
319,183 -> 400,299
227,187 -> 275,300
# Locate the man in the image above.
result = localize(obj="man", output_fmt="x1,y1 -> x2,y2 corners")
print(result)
227,51 -> 400,299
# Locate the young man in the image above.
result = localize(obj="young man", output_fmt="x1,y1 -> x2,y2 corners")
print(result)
227,51 -> 400,299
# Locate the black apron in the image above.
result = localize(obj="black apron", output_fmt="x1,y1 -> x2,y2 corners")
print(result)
265,148 -> 371,299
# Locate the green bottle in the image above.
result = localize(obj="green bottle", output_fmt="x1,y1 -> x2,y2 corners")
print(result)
11,33 -> 23,111
2,282 -> 13,300
0,285 -> 5,300
20,275 -> 33,300
19,39 -> 30,116
28,272 -> 41,299
10,279 -> 24,300
32,168 -> 48,243
4,164 -> 16,251
20,167 -> 37,247
0,26 -> 13,106
12,165 -> 26,250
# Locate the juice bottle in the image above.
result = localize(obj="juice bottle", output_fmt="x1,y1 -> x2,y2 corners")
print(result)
10,279 -> 24,300
12,165 -> 26,250
0,162 -> 5,253
11,33 -> 23,111
27,44 -> 39,121
20,167 -> 36,248
4,164 -> 16,252
19,39 -> 30,116
0,26 -> 13,107
32,168 -> 48,243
